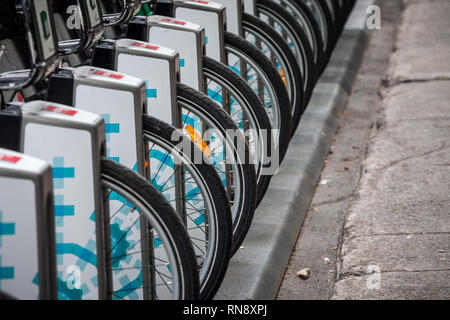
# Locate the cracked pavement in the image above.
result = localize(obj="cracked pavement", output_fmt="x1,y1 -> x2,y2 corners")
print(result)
333,0 -> 450,299
278,0 -> 450,300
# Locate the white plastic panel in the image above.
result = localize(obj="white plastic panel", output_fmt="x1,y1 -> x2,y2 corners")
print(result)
213,0 -> 242,35
0,177 -> 38,299
150,27 -> 200,89
117,53 -> 173,124
244,0 -> 256,14
175,7 -> 223,62
24,124 -> 97,300
76,86 -> 138,170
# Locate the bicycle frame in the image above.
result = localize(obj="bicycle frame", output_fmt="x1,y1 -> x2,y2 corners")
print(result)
0,148 -> 57,300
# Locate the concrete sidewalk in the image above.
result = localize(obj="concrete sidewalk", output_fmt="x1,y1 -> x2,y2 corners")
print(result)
332,0 -> 450,299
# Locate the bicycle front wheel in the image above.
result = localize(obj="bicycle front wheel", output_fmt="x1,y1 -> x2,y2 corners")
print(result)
256,0 -> 316,107
299,0 -> 335,59
242,12 -> 306,136
142,115 -> 233,300
278,0 -> 326,77
100,158 -> 200,300
224,31 -> 292,164
177,83 -> 256,253
203,56 -> 272,210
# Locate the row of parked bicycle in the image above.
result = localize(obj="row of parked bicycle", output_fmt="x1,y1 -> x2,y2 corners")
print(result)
0,0 -> 355,300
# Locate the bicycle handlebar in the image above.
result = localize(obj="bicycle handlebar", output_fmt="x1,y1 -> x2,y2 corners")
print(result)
102,0 -> 142,27
0,0 -> 60,91
56,0 -> 105,56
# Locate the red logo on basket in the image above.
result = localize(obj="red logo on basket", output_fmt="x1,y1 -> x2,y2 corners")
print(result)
92,70 -> 125,80
0,154 -> 22,163
161,18 -> 186,25
131,42 -> 160,51
14,92 -> 24,102
43,105 -> 78,116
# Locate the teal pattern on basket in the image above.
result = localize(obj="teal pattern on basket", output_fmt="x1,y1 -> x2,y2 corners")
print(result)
144,81 -> 157,99
51,157 -> 99,300
0,256 -> 15,289
0,215 -> 15,287
0,210 -> 15,249
101,114 -> 120,163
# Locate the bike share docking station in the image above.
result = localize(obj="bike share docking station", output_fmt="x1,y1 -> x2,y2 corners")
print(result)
49,2 -> 195,297
0,1 -> 150,301
0,0 -> 361,301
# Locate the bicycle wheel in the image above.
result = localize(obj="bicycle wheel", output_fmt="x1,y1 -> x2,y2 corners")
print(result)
242,13 -> 306,137
299,0 -> 335,59
278,0 -> 326,78
255,0 -> 315,110
203,56 -> 272,210
317,0 -> 339,47
325,0 -> 344,32
224,31 -> 292,164
142,115 -> 233,299
100,158 -> 199,300
177,83 -> 258,253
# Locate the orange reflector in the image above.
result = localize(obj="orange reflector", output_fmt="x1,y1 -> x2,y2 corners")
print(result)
185,124 -> 211,157
280,67 -> 287,87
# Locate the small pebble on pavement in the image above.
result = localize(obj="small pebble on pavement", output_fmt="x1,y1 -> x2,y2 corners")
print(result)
296,268 -> 311,280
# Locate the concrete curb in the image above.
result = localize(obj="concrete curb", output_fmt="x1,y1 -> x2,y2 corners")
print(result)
215,0 -> 377,300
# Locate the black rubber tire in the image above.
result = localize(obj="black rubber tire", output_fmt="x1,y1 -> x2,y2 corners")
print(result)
282,0 -> 327,79
142,115 -> 233,299
307,0 -> 336,62
242,13 -> 307,138
331,0 -> 346,32
101,158 -> 200,300
224,31 -> 292,164
256,0 -> 316,110
177,83 -> 257,258
202,56 -> 271,210
317,0 -> 339,49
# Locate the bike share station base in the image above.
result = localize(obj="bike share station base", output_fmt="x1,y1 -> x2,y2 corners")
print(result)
216,0 -> 378,300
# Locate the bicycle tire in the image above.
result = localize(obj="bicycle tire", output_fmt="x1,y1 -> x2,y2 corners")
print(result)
317,0 -> 339,48
256,0 -> 315,107
224,31 -> 292,164
177,83 -> 260,253
202,56 -> 272,210
100,158 -> 200,300
242,13 -> 306,137
142,115 -> 233,299
300,0 -> 335,60
327,0 -> 345,32
279,0 -> 326,78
